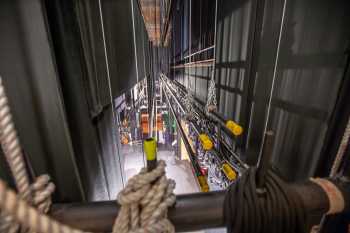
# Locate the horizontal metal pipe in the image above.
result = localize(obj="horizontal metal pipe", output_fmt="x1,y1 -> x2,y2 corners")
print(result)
51,191 -> 225,233
50,179 -> 348,232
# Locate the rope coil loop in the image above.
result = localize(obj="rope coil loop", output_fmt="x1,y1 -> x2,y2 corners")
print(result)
0,162 -> 175,233
0,179 -> 89,233
113,160 -> 176,233
224,167 -> 306,233
31,175 -> 55,215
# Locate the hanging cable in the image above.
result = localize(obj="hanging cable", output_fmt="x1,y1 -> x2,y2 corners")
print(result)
330,116 -> 350,177
257,0 -> 287,158
224,167 -> 306,233
205,0 -> 218,114
205,70 -> 217,114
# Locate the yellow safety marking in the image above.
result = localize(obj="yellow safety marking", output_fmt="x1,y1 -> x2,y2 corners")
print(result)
226,120 -> 243,136
144,138 -> 157,161
222,163 -> 237,181
198,175 -> 210,192
198,134 -> 214,151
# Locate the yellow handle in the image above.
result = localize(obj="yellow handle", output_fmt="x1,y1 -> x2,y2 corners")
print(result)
226,120 -> 243,136
222,163 -> 237,181
198,134 -> 214,151
198,175 -> 210,192
144,138 -> 157,161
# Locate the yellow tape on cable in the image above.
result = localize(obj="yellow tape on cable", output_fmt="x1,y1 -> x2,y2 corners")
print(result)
226,120 -> 243,136
199,134 -> 213,151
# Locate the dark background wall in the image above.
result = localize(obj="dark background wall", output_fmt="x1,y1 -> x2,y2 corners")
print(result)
170,0 -> 350,181
45,0 -> 151,200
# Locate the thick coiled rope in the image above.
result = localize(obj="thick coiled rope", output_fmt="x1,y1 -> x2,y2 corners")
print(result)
113,160 -> 176,233
0,213 -> 17,233
0,179 -> 88,233
0,78 -> 31,199
0,77 -> 55,233
30,175 -> 55,216
0,77 -> 32,232
224,167 -> 306,233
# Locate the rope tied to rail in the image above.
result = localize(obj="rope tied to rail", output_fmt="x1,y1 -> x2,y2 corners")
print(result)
184,88 -> 195,121
0,77 -> 54,233
0,76 -> 74,233
0,161 -> 176,233
224,167 -> 307,233
30,175 -> 55,215
113,160 -> 176,233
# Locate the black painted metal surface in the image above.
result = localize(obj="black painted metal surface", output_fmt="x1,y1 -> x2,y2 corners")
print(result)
262,0 -> 350,181
52,191 -> 225,232
45,0 -> 125,201
171,0 -> 350,183
49,179 -> 346,232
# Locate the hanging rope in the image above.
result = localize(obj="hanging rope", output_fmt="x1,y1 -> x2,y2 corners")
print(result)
0,77 -> 32,232
0,78 -> 31,199
205,70 -> 217,114
30,175 -> 55,215
0,77 -> 60,233
0,179 -> 87,233
184,90 -> 195,120
0,77 -> 56,233
138,80 -> 146,102
113,160 -> 176,233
